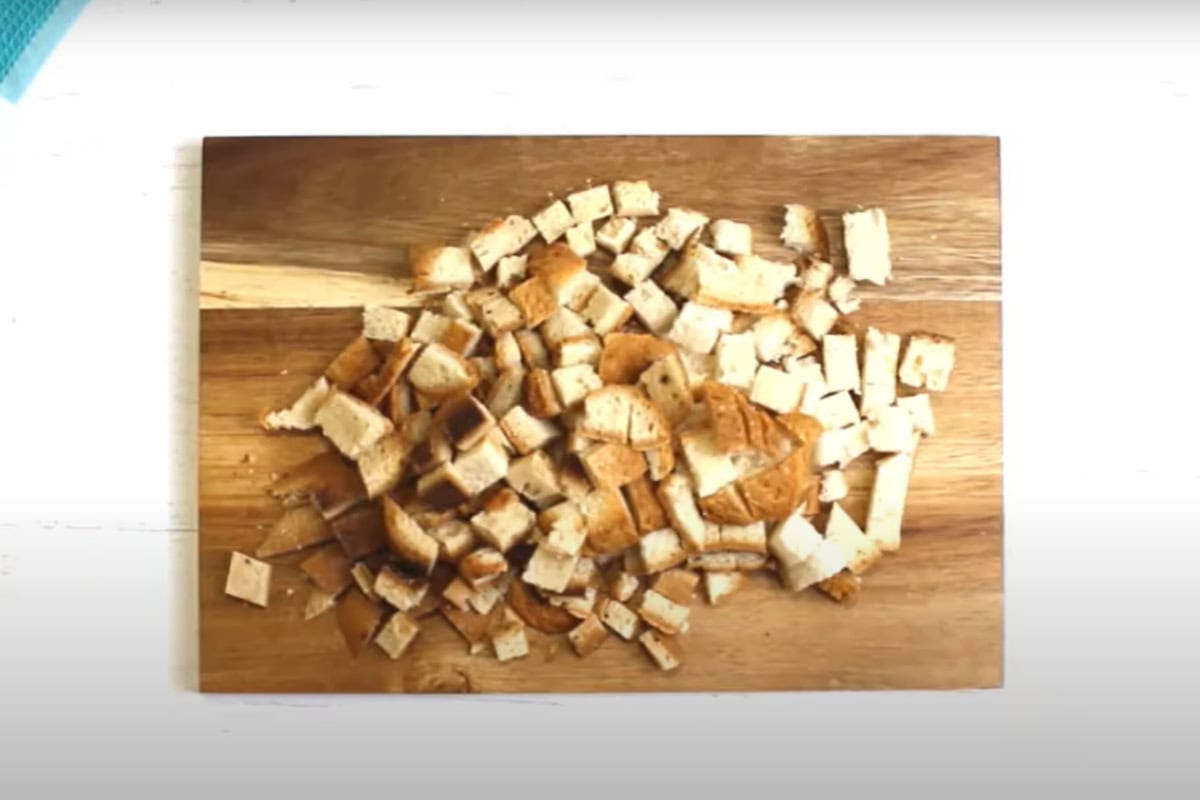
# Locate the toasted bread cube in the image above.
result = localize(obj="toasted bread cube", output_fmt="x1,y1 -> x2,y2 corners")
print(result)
801,260 -> 835,292
791,292 -> 839,340
565,220 -> 597,257
567,615 -> 608,657
680,429 -> 739,498
551,363 -> 603,409
468,289 -> 525,337
866,451 -> 914,552
582,283 -> 634,336
828,274 -> 860,315
453,436 -> 510,495
748,366 -> 803,415
522,543 -> 580,593
703,571 -> 743,605
486,368 -> 526,418
898,333 -> 956,392
256,505 -> 333,559
656,473 -> 708,553
532,200 -> 574,243
816,391 -> 861,430
660,241 -> 721,298
611,252 -> 658,287
628,395 -> 670,450
596,332 -> 676,385
637,588 -> 690,634
667,302 -> 733,355
381,496 -> 439,575
624,280 -> 678,335
442,577 -> 474,611
644,443 -> 675,482
225,551 -> 271,607
842,208 -> 891,285
629,226 -> 671,268
580,488 -> 639,555
750,314 -> 797,363
598,597 -> 640,640
612,180 -> 660,217
458,547 -> 509,588
542,503 -> 587,556
677,350 -> 715,389
818,570 -> 862,604
355,431 -> 407,499
819,469 -> 848,503
714,331 -> 758,391
437,394 -> 495,453
499,405 -> 561,455
608,570 -> 640,603
639,529 -> 688,574
651,568 -> 699,605
655,207 -> 709,250
427,519 -> 477,562
508,277 -> 558,328
579,439 -> 647,490
596,216 -> 637,254
860,327 -> 902,416
825,502 -> 882,574
496,253 -> 528,289
716,521 -> 767,553
470,488 -> 535,552
374,567 -> 430,613
407,342 -> 479,399
709,219 -> 753,256
411,245 -> 475,290
324,336 -> 382,391
374,613 -> 420,659
539,306 -> 592,349
553,334 -> 603,368
867,404 -> 916,453
410,310 -> 450,344
444,290 -> 476,320
527,243 -> 596,307
624,475 -> 669,534
639,629 -> 683,671
579,385 -> 635,443
315,390 -> 395,460
822,333 -> 861,394
566,185 -> 613,223
897,393 -> 935,436
262,377 -> 332,432
469,215 -> 537,271
362,306 -> 413,342
781,204 -> 829,258
637,354 -> 693,425
522,367 -> 562,418
492,618 -> 530,662
506,450 -> 564,506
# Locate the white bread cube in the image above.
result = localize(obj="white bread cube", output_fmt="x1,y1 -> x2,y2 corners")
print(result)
781,204 -> 828,256
374,613 -> 420,659
467,289 -> 525,337
769,509 -> 823,568
660,241 -> 722,298
751,314 -> 797,363
522,543 -> 579,594
579,385 -> 635,443
898,333 -> 956,391
494,332 -> 522,371
655,207 -> 709,250
499,405 -> 561,454
515,329 -> 549,369
551,363 -> 602,408
791,292 -> 839,340
374,567 -> 429,612
825,502 -> 882,574
639,529 -> 688,573
638,354 -> 693,425
554,334 -> 603,368
468,582 -> 504,615
819,469 -> 849,503
411,245 -> 475,290
565,220 -> 597,257
629,227 -> 670,268
262,377 -> 331,432
679,428 -> 738,498
598,597 -> 640,640
566,185 -> 613,223
677,350 -> 715,388
787,358 -> 828,416
866,451 -> 914,552
860,327 -> 901,417
611,253 -> 658,286
704,571 -> 744,605
610,571 -> 640,603
842,207 -> 891,285
532,200 -> 574,243
470,489 -> 535,552
709,219 -> 753,256
655,473 -> 707,553
543,507 -> 587,557
749,365 -> 804,415
801,260 -> 835,292
822,333 -> 861,394
428,519 -> 477,562
897,393 -> 935,436
469,216 -> 536,271
639,629 -> 683,671
782,539 -> 847,592
506,450 -> 564,506
453,436 -> 510,495
225,551 -> 271,607
407,342 -> 478,399
667,302 -> 733,354
714,332 -> 757,391
827,275 -> 860,314
315,390 -> 394,459
637,588 -> 689,635
362,306 -> 412,342
843,420 -> 871,465
496,254 -> 528,289
567,615 -> 608,657
816,391 -> 861,430
582,283 -> 634,336
540,306 -> 593,348
486,368 -> 526,418
492,618 -> 530,662
596,216 -> 637,254
612,180 -> 660,217
866,404 -> 916,453
442,291 -> 474,321
356,431 -> 407,499
624,281 -> 678,335
410,310 -> 450,343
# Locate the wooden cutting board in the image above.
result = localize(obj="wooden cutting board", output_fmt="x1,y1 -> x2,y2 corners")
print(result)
198,136 -> 1001,693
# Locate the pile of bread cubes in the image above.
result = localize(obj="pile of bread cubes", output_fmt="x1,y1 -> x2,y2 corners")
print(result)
223,179 -> 956,672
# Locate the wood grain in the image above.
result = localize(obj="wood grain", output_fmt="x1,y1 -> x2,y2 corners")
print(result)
198,136 -> 1001,693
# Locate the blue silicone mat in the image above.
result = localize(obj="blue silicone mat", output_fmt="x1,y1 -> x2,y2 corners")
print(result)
1,0 -> 89,102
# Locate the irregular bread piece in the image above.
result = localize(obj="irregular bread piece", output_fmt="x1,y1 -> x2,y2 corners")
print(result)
612,180 -> 661,217
324,336 -> 383,393
597,332 -> 677,385
567,614 -> 608,657
374,612 -> 421,659
822,333 -> 861,394
582,283 -> 634,336
355,339 -> 419,405
644,443 -> 675,482
656,473 -> 708,553
800,260 -> 835,292
784,539 -> 847,592
470,488 -> 535,552
769,509 -> 847,591
751,314 -> 798,363
522,543 -> 580,593
411,245 -> 475,290
566,185 -> 613,223
467,289 -> 525,337
427,518 -> 477,562
381,496 -> 439,574
865,451 -> 914,552
496,254 -> 528,289
608,570 -> 640,603
709,219 -> 753,256
819,469 -> 848,503
624,475 -> 669,534
363,306 -> 413,342
860,327 -> 902,416
441,577 -> 475,612
596,216 -> 637,254
703,571 -> 744,605
492,616 -> 530,662
898,333 -> 956,391
624,280 -> 678,335
598,597 -> 640,640
330,503 -> 387,561
304,587 -> 339,621
866,404 -> 916,453
611,252 -> 658,286
469,215 -> 537,271
637,588 -> 689,634
532,200 -> 575,243
579,441 -> 647,490
315,390 -> 395,460
639,529 -> 688,573
356,431 -> 407,499
269,451 -> 367,520
256,505 -> 333,558
541,502 -> 587,556
458,547 -> 509,588
827,274 -> 861,315
680,428 -> 739,498
637,354 -> 693,426
262,377 -> 332,431
629,227 -> 671,268
897,393 -> 935,436
406,342 -> 480,399
737,452 -> 810,522
508,277 -> 558,328
565,220 -> 597,257
499,405 -> 561,454
337,588 -> 386,658
639,629 -> 683,671
696,253 -> 795,313
714,521 -> 767,553
791,291 -> 839,340
374,567 -> 430,612
842,208 -> 891,285
817,570 -> 862,604
299,543 -> 354,595
581,489 -> 640,556
667,301 -> 733,354
749,365 -> 804,415
661,241 -> 726,298
522,368 -> 563,418
225,551 -> 271,607
677,349 -> 716,388
655,207 -> 709,250
506,450 -> 564,507
781,204 -> 829,258
714,331 -> 758,391
651,568 -> 699,605
824,502 -> 882,574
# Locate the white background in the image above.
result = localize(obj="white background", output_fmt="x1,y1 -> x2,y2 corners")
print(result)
1,1 -> 1198,795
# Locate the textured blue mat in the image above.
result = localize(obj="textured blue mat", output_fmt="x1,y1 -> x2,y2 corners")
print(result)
1,0 -> 89,102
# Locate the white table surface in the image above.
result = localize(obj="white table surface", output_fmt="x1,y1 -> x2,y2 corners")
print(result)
1,1 -> 1198,795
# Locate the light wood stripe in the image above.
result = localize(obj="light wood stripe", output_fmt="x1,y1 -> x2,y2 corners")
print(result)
199,260 -> 442,309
